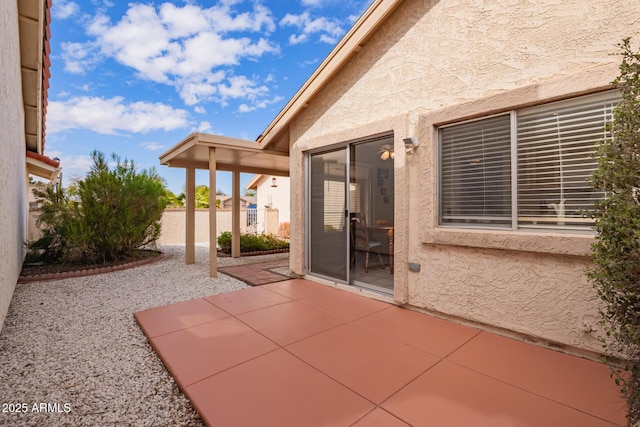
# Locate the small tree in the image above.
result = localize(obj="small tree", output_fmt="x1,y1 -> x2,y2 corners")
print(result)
164,189 -> 184,207
589,38 -> 640,423
28,150 -> 167,264
77,151 -> 167,261
27,180 -> 83,263
194,185 -> 210,208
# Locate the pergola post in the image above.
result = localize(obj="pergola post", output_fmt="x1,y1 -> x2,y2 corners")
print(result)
185,167 -> 195,264
232,170 -> 241,258
209,147 -> 218,277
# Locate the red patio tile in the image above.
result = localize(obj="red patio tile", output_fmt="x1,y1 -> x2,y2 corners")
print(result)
237,300 -> 347,346
355,305 -> 480,357
263,279 -> 336,299
134,298 -> 228,338
351,408 -> 411,426
383,360 -> 618,427
298,289 -> 390,321
287,323 -> 440,404
205,286 -> 290,315
185,349 -> 374,427
149,316 -> 278,387
448,332 -> 627,425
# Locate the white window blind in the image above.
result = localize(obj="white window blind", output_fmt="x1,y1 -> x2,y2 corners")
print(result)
517,92 -> 619,228
440,114 -> 512,226
438,90 -> 619,231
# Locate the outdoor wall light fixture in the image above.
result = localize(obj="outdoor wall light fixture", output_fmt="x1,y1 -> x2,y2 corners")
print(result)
379,144 -> 395,161
403,136 -> 419,154
271,177 -> 278,188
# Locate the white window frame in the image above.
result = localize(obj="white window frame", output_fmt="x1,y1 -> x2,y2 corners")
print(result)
438,90 -> 620,232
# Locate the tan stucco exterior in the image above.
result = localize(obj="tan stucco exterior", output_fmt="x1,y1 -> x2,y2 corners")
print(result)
249,175 -> 291,232
287,0 -> 640,354
1,0 -> 29,331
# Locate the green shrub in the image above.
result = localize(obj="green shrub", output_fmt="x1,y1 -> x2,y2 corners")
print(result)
26,181 -> 82,263
589,38 -> 640,424
28,150 -> 167,264
217,231 -> 290,254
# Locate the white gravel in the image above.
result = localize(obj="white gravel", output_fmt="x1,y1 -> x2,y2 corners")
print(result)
0,244 -> 289,427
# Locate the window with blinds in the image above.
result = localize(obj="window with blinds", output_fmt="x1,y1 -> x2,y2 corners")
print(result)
517,92 -> 619,228
440,114 -> 512,226
438,90 -> 619,231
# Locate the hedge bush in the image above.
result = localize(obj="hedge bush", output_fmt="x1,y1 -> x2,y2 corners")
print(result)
217,232 -> 289,254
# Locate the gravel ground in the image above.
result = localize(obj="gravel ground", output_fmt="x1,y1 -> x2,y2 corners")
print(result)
0,244 -> 289,427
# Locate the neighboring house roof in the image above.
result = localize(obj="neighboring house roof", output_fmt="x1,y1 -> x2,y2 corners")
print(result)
217,195 -> 256,205
255,0 -> 403,152
245,174 -> 265,190
19,0 -> 59,180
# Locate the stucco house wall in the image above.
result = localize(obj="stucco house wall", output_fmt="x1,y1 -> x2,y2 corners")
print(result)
0,0 -> 29,331
255,176 -> 291,227
289,0 -> 640,354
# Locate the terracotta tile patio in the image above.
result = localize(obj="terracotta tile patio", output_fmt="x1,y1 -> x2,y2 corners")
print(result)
135,279 -> 627,427
217,260 -> 290,287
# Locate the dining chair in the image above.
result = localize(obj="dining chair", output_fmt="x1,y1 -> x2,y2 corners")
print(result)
350,214 -> 384,273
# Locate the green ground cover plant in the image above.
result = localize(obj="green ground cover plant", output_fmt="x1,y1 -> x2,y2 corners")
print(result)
217,231 -> 289,255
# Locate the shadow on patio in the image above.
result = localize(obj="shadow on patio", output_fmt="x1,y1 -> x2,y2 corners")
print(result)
135,279 -> 627,427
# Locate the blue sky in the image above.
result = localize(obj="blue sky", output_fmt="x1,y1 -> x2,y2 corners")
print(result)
45,0 -> 373,195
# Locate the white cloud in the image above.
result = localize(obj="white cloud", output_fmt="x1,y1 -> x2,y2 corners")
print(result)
52,0 -> 79,20
300,58 -> 320,68
194,106 -> 206,114
139,142 -> 166,151
218,75 -> 268,100
237,95 -> 283,113
198,121 -> 213,132
48,96 -> 190,135
280,12 -> 345,45
58,154 -> 94,185
81,2 -> 279,106
238,104 -> 256,113
60,42 -> 101,74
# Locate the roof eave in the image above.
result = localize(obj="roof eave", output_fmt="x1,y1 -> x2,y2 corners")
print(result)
19,0 -> 51,155
245,174 -> 264,190
26,153 -> 60,181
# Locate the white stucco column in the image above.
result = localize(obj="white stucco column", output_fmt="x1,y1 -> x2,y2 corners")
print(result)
209,147 -> 218,277
185,167 -> 195,265
232,170 -> 240,258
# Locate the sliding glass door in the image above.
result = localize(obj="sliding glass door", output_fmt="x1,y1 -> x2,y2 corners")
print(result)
307,136 -> 394,294
309,149 -> 348,281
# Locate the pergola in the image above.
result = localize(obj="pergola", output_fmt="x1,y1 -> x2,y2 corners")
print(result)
159,132 -> 289,277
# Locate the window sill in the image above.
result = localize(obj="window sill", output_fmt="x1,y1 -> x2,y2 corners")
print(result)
422,227 -> 594,257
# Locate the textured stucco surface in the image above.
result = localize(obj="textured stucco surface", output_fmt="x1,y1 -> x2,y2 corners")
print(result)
289,0 -> 640,353
0,1 -> 28,332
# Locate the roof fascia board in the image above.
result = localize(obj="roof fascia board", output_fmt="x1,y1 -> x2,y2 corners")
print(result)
159,133 -> 198,165
257,0 -> 404,148
245,174 -> 264,190
26,156 -> 60,181
164,159 -> 289,176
